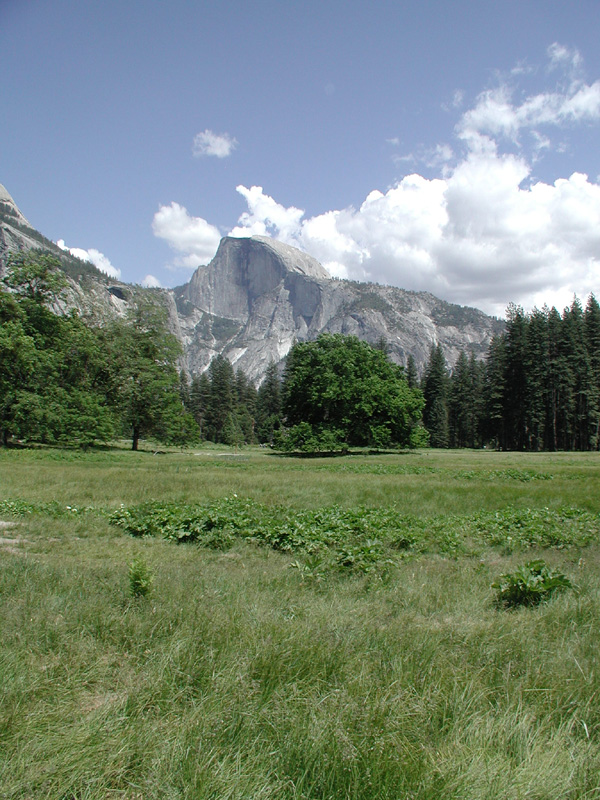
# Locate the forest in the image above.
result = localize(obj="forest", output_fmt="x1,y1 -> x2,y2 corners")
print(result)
1,252 -> 599,451
181,296 -> 600,452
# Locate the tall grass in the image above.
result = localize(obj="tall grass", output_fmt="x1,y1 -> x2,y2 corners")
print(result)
1,446 -> 599,798
0,445 -> 598,512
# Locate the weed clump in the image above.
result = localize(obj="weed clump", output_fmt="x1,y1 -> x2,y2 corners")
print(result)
128,557 -> 154,598
492,560 -> 574,609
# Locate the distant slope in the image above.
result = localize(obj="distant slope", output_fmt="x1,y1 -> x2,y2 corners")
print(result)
0,183 -> 177,328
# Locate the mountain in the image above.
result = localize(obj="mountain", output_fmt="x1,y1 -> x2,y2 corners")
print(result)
174,235 -> 503,380
1,184 -> 503,381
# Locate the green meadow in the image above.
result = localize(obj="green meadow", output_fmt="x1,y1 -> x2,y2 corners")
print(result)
1,445 -> 600,799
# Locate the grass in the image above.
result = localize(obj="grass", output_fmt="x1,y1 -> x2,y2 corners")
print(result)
1,445 -> 600,798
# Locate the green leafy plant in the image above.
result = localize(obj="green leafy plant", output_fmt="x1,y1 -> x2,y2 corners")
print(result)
335,540 -> 391,573
492,560 -> 573,609
289,552 -> 328,583
128,557 -> 154,598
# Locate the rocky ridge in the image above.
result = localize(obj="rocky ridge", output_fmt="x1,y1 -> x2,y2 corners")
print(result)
1,184 -> 504,382
174,235 -> 503,380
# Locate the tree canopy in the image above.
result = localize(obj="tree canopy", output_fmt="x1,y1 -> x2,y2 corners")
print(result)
0,253 -> 199,449
277,334 -> 426,451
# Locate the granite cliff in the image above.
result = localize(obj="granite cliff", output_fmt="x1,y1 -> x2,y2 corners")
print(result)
173,235 -> 503,381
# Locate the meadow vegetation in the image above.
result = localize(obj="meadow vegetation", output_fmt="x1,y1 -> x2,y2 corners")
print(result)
1,445 -> 599,798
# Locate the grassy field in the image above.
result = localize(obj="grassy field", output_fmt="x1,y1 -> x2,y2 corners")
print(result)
1,445 -> 599,799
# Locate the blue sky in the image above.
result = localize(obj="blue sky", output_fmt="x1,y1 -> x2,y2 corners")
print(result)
2,0 -> 600,316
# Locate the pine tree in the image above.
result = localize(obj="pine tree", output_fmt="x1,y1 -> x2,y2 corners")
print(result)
560,299 -> 593,450
422,344 -> 449,448
523,308 -> 548,451
484,335 -> 507,449
255,361 -> 282,443
406,354 -> 418,389
449,351 -> 471,448
467,353 -> 485,448
503,304 -> 529,450
235,368 -> 257,444
204,355 -> 236,443
179,369 -> 191,410
189,372 -> 211,438
545,306 -> 562,451
584,295 -> 600,449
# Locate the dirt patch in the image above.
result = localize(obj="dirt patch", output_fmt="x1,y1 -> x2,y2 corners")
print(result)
0,521 -> 28,554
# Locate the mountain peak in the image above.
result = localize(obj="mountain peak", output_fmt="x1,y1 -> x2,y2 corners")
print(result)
0,184 -> 32,227
246,236 -> 331,280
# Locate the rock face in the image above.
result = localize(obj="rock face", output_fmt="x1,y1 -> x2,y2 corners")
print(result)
174,235 -> 503,381
1,184 -> 504,383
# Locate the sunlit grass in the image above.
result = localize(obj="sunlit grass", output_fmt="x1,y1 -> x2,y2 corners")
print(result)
0,445 -> 598,513
1,446 -> 599,797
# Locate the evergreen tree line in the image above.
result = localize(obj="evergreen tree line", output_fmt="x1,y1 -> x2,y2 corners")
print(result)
421,296 -> 600,450
182,357 -> 282,446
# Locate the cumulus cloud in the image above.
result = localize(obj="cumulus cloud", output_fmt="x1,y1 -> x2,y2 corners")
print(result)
56,239 -> 121,280
229,185 -> 305,241
192,129 -> 237,158
457,46 -> 600,149
141,274 -> 161,288
226,161 -> 599,317
156,45 -> 600,317
152,202 -> 222,268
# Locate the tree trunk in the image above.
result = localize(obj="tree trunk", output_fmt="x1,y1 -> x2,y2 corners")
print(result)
132,426 -> 140,451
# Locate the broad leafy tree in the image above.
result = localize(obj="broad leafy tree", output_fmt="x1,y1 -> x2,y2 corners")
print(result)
278,334 -> 425,451
104,299 -> 199,450
1,254 -> 117,447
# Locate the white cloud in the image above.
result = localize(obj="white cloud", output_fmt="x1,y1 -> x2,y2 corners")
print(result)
141,274 -> 161,288
229,185 -> 305,241
457,51 -> 600,148
152,202 -> 222,268
192,129 -> 237,158
56,239 -> 121,280
158,45 -> 600,318
547,42 -> 582,74
225,153 -> 600,317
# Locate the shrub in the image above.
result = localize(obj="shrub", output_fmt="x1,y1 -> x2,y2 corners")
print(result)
128,557 -> 154,598
492,560 -> 573,609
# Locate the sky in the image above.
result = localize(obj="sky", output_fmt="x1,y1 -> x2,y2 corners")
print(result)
2,0 -> 600,318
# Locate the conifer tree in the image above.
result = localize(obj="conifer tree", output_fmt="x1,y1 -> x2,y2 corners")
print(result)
422,344 -> 449,448
204,355 -> 236,443
523,307 -> 549,451
484,335 -> 507,449
584,295 -> 600,448
560,299 -> 593,450
255,360 -> 282,443
503,304 -> 529,450
235,368 -> 257,443
449,351 -> 471,448
406,354 -> 418,389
